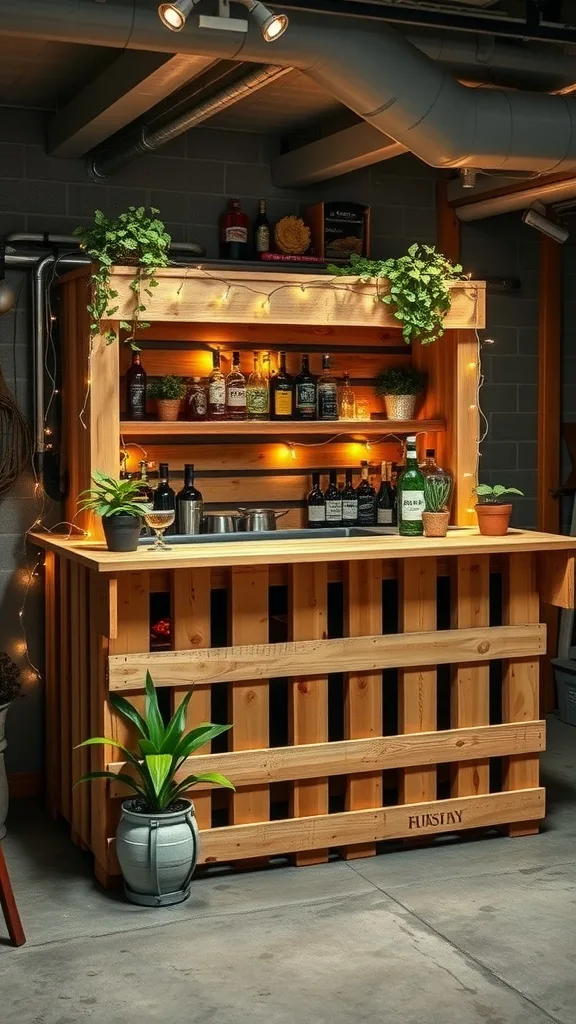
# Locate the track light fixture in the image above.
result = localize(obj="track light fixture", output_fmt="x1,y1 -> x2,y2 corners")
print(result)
237,0 -> 288,40
522,201 -> 569,244
158,0 -> 197,32
460,167 -> 477,189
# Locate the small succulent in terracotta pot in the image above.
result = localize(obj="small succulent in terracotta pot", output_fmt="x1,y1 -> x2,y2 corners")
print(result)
474,484 -> 524,536
147,375 -> 186,421
422,474 -> 452,538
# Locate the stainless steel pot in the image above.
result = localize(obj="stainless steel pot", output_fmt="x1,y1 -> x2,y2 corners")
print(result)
237,508 -> 289,531
202,513 -> 243,534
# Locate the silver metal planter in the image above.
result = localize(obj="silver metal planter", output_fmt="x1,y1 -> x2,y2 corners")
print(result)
0,703 -> 9,840
116,798 -> 200,907
383,394 -> 417,420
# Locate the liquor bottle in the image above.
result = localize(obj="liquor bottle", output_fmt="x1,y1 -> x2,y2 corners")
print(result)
377,462 -> 397,526
254,198 -> 270,256
153,462 -> 176,534
295,354 -> 317,420
186,377 -> 207,421
270,350 -> 293,420
342,469 -> 358,526
324,470 -> 342,526
397,435 -> 426,536
338,372 -> 356,421
307,472 -> 326,529
225,351 -> 247,420
176,463 -> 204,535
207,350 -> 226,421
246,351 -> 269,420
136,460 -> 153,505
317,354 -> 338,421
126,351 -> 147,420
356,461 -> 376,526
421,448 -> 440,475
219,198 -> 249,260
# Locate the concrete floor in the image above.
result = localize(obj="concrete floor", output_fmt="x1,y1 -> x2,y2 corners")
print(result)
2,717 -> 576,1024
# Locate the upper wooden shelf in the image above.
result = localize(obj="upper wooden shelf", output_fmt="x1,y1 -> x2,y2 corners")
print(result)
119,418 -> 446,437
63,266 -> 486,331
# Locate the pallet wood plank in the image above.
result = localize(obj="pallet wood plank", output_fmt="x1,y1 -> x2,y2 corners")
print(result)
89,574 -> 113,876
44,551 -> 59,818
537,551 -> 574,610
70,562 -> 82,845
108,572 -> 150,750
399,558 -> 438,804
58,558 -> 72,822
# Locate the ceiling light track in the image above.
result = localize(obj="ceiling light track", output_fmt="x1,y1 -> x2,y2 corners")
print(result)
158,0 -> 289,40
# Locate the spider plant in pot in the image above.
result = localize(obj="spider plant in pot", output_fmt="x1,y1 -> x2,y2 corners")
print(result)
0,652 -> 22,839
474,484 -> 524,536
78,470 -> 145,552
422,474 -> 452,538
147,375 -> 187,421
75,672 -> 234,906
374,366 -> 426,421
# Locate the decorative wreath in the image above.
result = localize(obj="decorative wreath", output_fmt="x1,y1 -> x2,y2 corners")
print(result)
274,216 -> 311,255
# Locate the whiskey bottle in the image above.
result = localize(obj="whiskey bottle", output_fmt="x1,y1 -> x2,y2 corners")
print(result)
246,351 -> 269,420
324,470 -> 342,526
225,351 -> 247,420
356,461 -> 376,526
338,372 -> 356,421
153,462 -> 176,534
397,435 -> 426,536
126,351 -> 147,420
136,460 -> 153,505
377,461 -> 396,526
317,354 -> 338,421
207,351 -> 226,421
176,463 -> 204,535
254,199 -> 270,256
271,350 -> 293,420
341,469 -> 358,526
307,472 -> 326,529
295,354 -> 317,420
185,377 -> 207,421
421,448 -> 440,475
219,197 -> 249,260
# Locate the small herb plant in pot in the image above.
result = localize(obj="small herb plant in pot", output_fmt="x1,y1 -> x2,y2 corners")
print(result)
147,375 -> 186,421
374,366 -> 426,421
0,653 -> 22,839
474,484 -> 524,536
78,470 -> 144,552
76,672 -> 234,906
423,474 -> 452,538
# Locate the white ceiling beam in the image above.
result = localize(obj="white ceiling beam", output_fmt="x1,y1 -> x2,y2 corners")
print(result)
48,51 -> 215,158
272,122 -> 407,188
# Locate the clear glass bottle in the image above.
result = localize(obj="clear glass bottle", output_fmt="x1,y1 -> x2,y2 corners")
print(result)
356,461 -> 376,526
338,372 -> 356,421
420,448 -> 440,475
377,461 -> 397,527
397,435 -> 426,536
295,354 -> 317,420
341,469 -> 358,526
207,351 -> 226,420
246,351 -> 269,420
307,472 -> 326,529
324,470 -> 342,526
185,377 -> 207,421
271,351 -> 293,420
317,354 -> 338,421
225,351 -> 247,420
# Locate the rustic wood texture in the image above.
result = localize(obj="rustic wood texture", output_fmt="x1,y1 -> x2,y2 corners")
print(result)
120,440 -> 404,474
537,551 -> 575,610
451,554 -> 491,797
119,418 -> 445,438
289,562 -> 329,865
120,347 -> 411,380
58,557 -> 72,822
0,843 -> 26,947
44,550 -> 59,818
107,572 -> 150,751
88,572 -> 113,875
69,563 -> 91,849
399,558 -> 438,804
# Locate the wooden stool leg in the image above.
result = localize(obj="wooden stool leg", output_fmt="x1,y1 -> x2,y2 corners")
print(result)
0,844 -> 25,947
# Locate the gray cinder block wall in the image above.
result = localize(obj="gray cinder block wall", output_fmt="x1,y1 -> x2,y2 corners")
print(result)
0,106 -> 537,773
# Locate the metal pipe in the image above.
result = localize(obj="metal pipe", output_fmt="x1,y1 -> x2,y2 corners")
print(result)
5,233 -> 206,255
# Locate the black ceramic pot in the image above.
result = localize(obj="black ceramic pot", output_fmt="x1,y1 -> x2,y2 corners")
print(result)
102,514 -> 141,552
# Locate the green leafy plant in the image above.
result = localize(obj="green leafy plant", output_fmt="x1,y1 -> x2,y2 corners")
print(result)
75,672 -> 234,813
0,652 -> 22,706
474,484 -> 524,505
328,244 -> 464,345
424,475 -> 452,513
147,375 -> 187,401
375,366 -> 426,397
78,470 -> 145,519
74,206 -> 171,349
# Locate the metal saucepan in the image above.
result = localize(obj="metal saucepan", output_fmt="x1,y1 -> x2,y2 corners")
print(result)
202,513 -> 244,534
236,508 -> 289,532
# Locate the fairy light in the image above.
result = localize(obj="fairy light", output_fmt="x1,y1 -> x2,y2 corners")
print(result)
365,440 -> 371,451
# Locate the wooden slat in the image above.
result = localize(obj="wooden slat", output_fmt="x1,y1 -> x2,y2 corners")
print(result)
119,418 -> 445,438
503,552 -> 541,837
120,348 -> 410,380
109,721 -> 546,794
135,321 -> 416,347
58,557 -> 72,822
89,573 -> 113,876
122,441 -> 403,475
194,789 -> 544,863
171,568 -> 213,830
70,563 -> 83,845
538,551 -> 574,610
108,572 -> 150,749
108,623 -> 545,689
78,566 -> 91,847
44,551 -> 59,818
289,562 -> 329,865
342,560 -> 383,858
86,324 -> 120,539
451,554 -> 490,797
399,558 -> 438,804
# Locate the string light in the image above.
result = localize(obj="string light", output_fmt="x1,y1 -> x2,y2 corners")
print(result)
365,441 -> 371,451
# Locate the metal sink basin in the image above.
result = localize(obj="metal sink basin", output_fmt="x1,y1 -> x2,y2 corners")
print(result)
138,526 -> 399,546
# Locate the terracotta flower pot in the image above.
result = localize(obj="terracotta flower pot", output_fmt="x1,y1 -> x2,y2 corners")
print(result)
422,511 -> 449,537
157,399 -> 182,422
475,502 -> 512,536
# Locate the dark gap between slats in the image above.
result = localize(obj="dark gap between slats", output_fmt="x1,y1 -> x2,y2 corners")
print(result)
382,577 -> 398,737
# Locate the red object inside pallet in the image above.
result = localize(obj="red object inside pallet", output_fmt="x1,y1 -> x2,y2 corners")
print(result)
151,617 -> 171,640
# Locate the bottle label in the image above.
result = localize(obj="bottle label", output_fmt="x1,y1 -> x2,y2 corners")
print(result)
377,508 -> 393,525
401,492 -> 425,521
209,380 -> 226,408
357,496 -> 376,524
342,499 -> 358,520
296,382 -> 316,411
227,385 -> 246,408
246,388 -> 269,415
308,506 -> 326,523
274,390 -> 293,416
255,225 -> 270,252
325,500 -> 342,523
318,383 -> 338,419
129,383 -> 146,413
225,226 -> 248,243
189,390 -> 207,417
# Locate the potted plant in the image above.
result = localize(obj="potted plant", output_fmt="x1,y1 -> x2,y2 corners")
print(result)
474,484 -> 524,536
422,474 -> 452,538
374,366 -> 426,420
0,653 -> 22,839
147,375 -> 187,421
74,206 -> 171,349
76,672 -> 234,906
78,470 -> 145,552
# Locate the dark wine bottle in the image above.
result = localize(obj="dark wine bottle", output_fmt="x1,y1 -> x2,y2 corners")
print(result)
307,472 -> 326,529
176,463 -> 204,535
219,198 -> 249,260
254,199 -> 270,256
377,461 -> 396,526
341,469 -> 358,527
295,354 -> 317,420
126,351 -> 147,420
324,470 -> 342,526
356,461 -> 376,526
317,354 -> 338,421
153,462 -> 176,535
271,351 -> 293,420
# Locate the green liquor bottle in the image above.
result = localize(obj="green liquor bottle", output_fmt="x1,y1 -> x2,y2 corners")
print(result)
397,435 -> 426,536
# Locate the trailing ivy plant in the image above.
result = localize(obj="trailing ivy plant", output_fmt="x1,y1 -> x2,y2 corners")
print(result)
74,206 -> 171,349
328,244 -> 464,345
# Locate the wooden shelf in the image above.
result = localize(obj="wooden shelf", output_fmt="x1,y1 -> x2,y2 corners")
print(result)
119,418 -> 447,437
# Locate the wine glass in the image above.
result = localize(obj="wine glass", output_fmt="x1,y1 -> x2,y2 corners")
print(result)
143,509 -> 175,551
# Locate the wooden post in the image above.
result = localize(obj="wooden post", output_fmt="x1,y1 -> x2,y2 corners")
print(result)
44,550 -> 59,818
399,559 -> 438,804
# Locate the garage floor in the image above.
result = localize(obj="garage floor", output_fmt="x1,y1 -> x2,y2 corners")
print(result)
2,715 -> 575,1024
